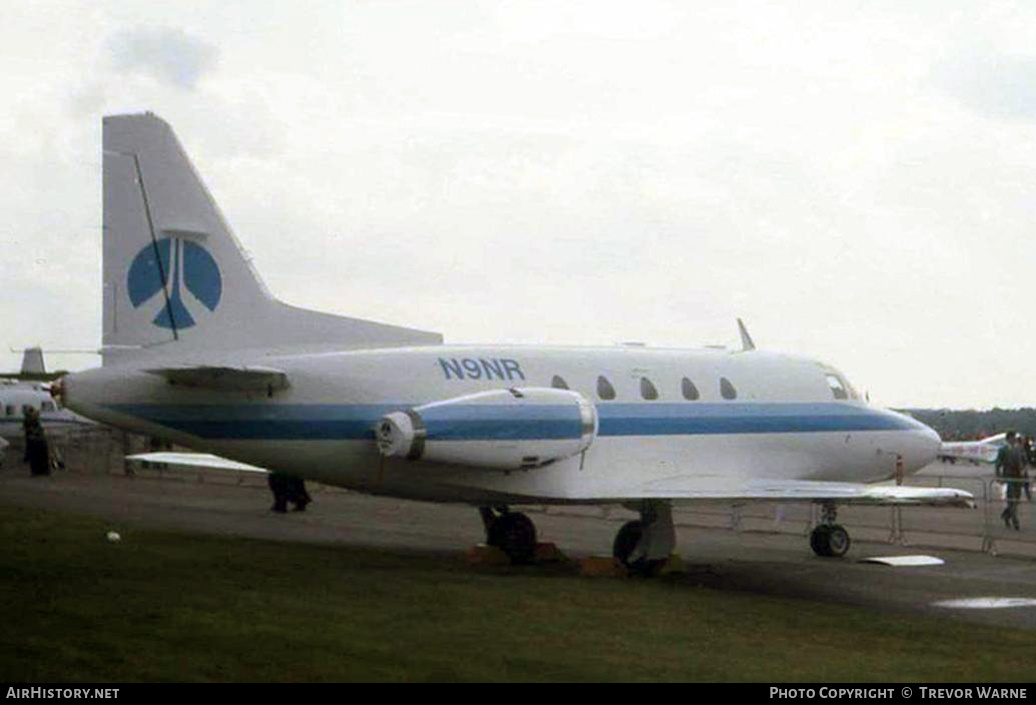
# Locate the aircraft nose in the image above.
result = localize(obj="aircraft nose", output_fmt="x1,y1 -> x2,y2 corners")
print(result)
878,409 -> 941,474
918,425 -> 941,464
900,423 -> 941,473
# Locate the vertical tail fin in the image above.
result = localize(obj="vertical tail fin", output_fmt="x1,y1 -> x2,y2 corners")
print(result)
102,113 -> 441,364
19,347 -> 45,375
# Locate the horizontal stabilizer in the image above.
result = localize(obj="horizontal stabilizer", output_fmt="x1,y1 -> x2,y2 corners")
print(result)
145,365 -> 289,392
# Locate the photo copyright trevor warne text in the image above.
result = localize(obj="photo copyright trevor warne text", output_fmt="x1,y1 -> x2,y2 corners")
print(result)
769,687 -> 1028,700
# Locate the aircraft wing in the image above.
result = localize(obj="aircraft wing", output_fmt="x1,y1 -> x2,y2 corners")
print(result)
145,365 -> 289,392
600,477 -> 974,507
126,451 -> 268,474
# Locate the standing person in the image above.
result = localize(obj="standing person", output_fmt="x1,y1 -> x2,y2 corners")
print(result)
995,431 -> 1024,530
1023,436 -> 1034,502
287,476 -> 311,511
22,407 -> 50,476
268,471 -> 291,513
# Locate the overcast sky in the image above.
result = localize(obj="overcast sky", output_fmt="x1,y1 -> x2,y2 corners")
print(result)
2,1 -> 1035,409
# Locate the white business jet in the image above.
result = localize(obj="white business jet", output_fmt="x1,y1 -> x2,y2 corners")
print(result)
0,349 -> 94,441
937,433 -> 1006,466
58,113 -> 970,570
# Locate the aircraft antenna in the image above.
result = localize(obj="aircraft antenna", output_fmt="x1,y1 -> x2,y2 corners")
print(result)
737,318 -> 756,351
129,153 -> 179,341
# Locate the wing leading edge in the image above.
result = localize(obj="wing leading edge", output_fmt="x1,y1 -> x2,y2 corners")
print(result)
601,476 -> 974,507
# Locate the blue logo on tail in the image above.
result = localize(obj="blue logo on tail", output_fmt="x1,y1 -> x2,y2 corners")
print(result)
128,238 -> 222,329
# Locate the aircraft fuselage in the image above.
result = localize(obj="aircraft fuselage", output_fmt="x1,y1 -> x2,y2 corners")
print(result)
64,345 -> 940,505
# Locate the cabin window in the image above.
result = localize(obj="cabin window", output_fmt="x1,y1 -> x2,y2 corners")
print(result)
22,405 -> 33,415
551,375 -> 569,390
640,377 -> 658,400
826,374 -> 848,400
681,377 -> 700,401
4,405 -> 13,416
719,377 -> 737,400
596,375 -> 616,400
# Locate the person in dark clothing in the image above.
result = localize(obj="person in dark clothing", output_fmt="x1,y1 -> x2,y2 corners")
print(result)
995,431 -> 1024,530
22,408 -> 50,476
268,472 -> 312,512
268,471 -> 291,513
1022,435 -> 1034,502
287,476 -> 311,511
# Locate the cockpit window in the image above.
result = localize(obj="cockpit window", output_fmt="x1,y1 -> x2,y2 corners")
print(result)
826,374 -> 848,400
640,377 -> 658,400
719,377 -> 737,400
597,375 -> 616,400
41,401 -> 55,412
681,377 -> 700,401
551,375 -> 569,390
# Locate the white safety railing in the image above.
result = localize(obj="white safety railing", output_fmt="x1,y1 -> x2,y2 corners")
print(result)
34,430 -> 1036,559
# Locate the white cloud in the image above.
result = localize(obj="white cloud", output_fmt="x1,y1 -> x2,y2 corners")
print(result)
107,26 -> 218,90
934,46 -> 1036,120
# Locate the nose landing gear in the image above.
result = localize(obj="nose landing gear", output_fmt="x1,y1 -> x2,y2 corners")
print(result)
810,502 -> 851,557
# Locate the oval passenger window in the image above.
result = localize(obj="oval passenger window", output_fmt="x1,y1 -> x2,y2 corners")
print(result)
720,377 -> 737,400
681,377 -> 700,401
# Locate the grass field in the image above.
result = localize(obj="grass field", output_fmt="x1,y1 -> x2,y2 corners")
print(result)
1,503 -> 1033,682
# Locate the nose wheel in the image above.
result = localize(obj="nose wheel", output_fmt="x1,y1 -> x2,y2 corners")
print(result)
810,524 -> 851,557
810,502 -> 851,558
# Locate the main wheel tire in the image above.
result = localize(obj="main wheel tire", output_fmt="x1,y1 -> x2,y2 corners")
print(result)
612,520 -> 644,567
810,524 -> 850,558
810,525 -> 832,557
488,512 -> 537,564
826,524 -> 850,557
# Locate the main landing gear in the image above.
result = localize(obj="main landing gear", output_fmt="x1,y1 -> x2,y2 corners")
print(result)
479,506 -> 537,564
478,500 -> 848,568
612,501 -> 676,576
478,501 -> 678,572
810,502 -> 851,558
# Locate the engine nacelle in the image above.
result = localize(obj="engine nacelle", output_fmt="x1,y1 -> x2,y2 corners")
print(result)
376,387 -> 597,470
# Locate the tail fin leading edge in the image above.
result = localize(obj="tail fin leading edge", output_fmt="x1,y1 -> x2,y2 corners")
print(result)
101,113 -> 442,364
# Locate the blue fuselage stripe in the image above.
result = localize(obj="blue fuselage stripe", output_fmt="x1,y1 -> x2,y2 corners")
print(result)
105,402 -> 922,441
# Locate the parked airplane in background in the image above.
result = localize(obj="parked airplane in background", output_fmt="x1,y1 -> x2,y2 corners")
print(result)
58,113 -> 971,570
937,433 -> 1006,466
0,350 -> 94,441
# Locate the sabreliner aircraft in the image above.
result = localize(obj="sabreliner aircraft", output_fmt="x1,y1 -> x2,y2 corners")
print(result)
59,113 -> 971,570
0,349 -> 94,441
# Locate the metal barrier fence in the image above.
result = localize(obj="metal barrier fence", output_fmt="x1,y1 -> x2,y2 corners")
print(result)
543,474 -> 1036,560
26,430 -> 1036,561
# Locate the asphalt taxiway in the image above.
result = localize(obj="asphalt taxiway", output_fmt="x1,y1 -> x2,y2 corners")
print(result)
3,456 -> 1036,632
